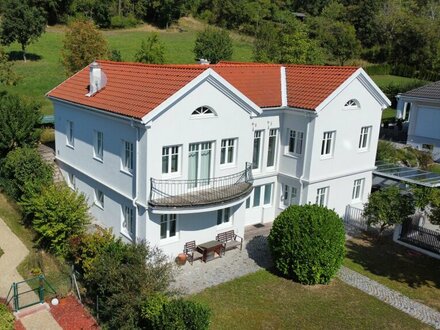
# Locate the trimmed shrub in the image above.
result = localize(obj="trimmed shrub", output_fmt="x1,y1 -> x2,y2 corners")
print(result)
268,204 -> 345,285
20,184 -> 90,256
140,293 -> 169,328
0,147 -> 53,201
153,298 -> 211,330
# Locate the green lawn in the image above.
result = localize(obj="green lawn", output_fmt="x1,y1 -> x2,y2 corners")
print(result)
0,192 -> 71,297
0,21 -> 253,115
191,270 -> 428,330
382,107 -> 396,122
344,233 -> 440,312
370,75 -> 424,89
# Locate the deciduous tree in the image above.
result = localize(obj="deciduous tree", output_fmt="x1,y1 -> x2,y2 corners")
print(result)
61,19 -> 108,75
135,33 -> 165,64
0,0 -> 47,62
0,47 -> 19,86
194,27 -> 233,64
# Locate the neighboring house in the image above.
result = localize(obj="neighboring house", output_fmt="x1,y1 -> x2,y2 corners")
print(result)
47,61 -> 390,256
396,81 -> 440,161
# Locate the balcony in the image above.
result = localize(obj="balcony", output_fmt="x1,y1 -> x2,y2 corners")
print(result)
149,163 -> 253,210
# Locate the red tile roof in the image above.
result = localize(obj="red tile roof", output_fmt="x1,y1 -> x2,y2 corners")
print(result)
47,61 -> 359,119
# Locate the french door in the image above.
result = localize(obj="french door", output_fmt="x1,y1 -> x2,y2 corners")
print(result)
188,142 -> 212,188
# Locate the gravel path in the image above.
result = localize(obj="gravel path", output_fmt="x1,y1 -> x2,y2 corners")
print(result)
339,266 -> 440,329
174,232 -> 440,329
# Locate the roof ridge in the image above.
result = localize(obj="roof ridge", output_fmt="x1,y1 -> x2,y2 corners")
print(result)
97,60 -> 208,70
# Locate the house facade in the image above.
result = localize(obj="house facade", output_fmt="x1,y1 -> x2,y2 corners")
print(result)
396,81 -> 440,161
47,61 -> 390,256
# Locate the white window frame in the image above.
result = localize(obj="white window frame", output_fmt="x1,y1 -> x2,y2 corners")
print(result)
121,140 -> 134,173
93,130 -> 103,161
66,120 -> 74,147
253,185 -> 262,207
220,138 -> 236,166
267,129 -> 278,168
352,179 -> 364,202
281,184 -> 298,207
162,145 -> 181,175
343,99 -> 360,110
252,130 -> 264,170
217,208 -> 232,227
321,131 -> 335,158
263,183 -> 273,206
191,106 -> 216,118
94,189 -> 104,209
286,129 -> 304,156
160,214 -> 177,241
122,205 -> 135,238
358,126 -> 371,151
316,187 -> 329,207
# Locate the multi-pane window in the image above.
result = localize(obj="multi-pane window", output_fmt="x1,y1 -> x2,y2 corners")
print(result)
66,120 -> 74,147
122,141 -> 134,172
358,126 -> 371,151
344,99 -> 360,109
321,131 -> 335,157
217,208 -> 231,225
94,189 -> 104,208
253,185 -> 261,207
68,173 -> 76,189
94,130 -> 103,160
267,129 -> 277,167
352,179 -> 364,201
288,130 -> 304,155
264,183 -> 273,205
162,146 -> 180,174
252,130 -> 263,169
123,206 -> 135,236
316,187 -> 329,207
220,139 -> 236,165
282,185 -> 297,207
160,214 -> 177,239
192,106 -> 214,116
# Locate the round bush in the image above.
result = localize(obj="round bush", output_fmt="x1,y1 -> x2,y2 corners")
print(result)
268,204 -> 345,285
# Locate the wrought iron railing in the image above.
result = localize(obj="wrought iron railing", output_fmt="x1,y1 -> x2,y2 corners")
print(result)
149,163 -> 253,208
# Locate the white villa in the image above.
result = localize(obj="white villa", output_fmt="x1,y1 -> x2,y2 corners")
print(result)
47,61 -> 390,256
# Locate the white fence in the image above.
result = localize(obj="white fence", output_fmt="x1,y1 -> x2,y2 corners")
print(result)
343,205 -> 368,232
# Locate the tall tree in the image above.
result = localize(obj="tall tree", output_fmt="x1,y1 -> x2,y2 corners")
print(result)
61,19 -> 108,75
135,33 -> 165,64
0,47 -> 19,86
254,20 -> 325,64
0,0 -> 47,62
194,27 -> 233,64
0,92 -> 42,157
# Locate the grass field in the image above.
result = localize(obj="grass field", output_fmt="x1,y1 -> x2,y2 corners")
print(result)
344,233 -> 440,312
191,270 -> 428,329
0,19 -> 253,115
370,75 -> 424,89
0,192 -> 71,297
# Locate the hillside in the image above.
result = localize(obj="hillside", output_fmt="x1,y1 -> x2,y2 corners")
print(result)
0,18 -> 254,115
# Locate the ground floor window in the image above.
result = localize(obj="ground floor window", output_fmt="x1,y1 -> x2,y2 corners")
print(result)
217,208 -> 231,225
315,187 -> 329,207
160,214 -> 177,239
94,189 -> 104,209
250,184 -> 274,208
352,179 -> 364,202
263,183 -> 273,205
281,184 -> 298,207
122,205 -> 135,237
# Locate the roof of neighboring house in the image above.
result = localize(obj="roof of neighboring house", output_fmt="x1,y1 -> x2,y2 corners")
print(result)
400,80 -> 440,101
47,60 -> 359,120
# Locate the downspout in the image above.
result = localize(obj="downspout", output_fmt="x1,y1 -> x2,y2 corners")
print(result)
299,115 -> 313,205
131,119 -> 140,242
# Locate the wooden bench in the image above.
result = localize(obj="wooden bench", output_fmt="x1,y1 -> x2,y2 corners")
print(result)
216,230 -> 243,254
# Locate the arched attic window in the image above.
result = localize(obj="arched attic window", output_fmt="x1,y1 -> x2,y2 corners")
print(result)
191,106 -> 216,117
344,99 -> 360,110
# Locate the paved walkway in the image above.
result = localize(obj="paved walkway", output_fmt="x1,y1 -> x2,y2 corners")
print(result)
0,218 -> 61,329
174,224 -> 440,329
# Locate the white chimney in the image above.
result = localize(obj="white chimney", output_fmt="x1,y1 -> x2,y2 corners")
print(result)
86,61 -> 106,97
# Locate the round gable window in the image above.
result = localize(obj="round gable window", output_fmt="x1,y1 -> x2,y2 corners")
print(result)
191,106 -> 216,117
343,99 -> 360,110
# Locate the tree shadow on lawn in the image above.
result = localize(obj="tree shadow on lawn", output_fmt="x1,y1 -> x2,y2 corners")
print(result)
8,51 -> 42,61
345,232 -> 440,290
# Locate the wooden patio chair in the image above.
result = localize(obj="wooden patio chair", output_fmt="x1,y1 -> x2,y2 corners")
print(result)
184,241 -> 203,265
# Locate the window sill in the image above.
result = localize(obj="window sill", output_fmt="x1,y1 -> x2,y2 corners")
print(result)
159,235 -> 179,246
120,168 -> 133,177
216,222 -> 233,230
66,144 -> 74,150
93,156 -> 103,163
121,230 -> 134,242
284,153 -> 301,159
320,155 -> 333,160
357,148 -> 369,153
219,163 -> 236,170
161,172 -> 181,179
94,202 -> 104,210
